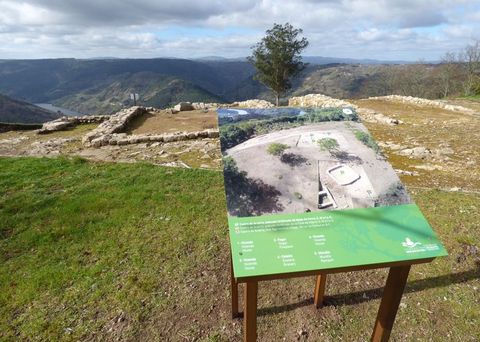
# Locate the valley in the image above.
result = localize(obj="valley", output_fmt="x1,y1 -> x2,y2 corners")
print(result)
0,58 -> 462,121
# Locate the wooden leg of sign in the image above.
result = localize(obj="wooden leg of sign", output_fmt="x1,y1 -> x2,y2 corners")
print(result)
244,281 -> 258,342
314,273 -> 327,308
371,265 -> 411,342
231,258 -> 240,319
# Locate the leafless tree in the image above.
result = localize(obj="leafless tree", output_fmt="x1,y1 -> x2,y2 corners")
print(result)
437,52 -> 459,98
460,40 -> 480,96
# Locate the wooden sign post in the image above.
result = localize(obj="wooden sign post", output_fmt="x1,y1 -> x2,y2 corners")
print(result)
231,257 -> 432,341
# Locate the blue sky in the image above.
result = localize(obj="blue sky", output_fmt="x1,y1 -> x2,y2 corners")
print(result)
0,0 -> 479,60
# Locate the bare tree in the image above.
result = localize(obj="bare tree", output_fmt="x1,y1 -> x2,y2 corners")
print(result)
396,62 -> 431,98
460,40 -> 480,96
438,52 -> 458,98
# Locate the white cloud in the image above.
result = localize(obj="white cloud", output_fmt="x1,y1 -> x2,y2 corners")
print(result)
0,0 -> 479,60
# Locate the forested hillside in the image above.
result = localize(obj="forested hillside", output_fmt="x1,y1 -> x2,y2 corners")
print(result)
0,93 -> 60,123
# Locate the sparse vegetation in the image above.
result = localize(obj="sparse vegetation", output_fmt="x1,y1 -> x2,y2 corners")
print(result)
317,138 -> 339,154
353,129 -> 381,154
267,143 -> 289,157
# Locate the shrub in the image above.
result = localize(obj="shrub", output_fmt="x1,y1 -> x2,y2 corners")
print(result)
267,143 -> 289,156
317,138 -> 339,153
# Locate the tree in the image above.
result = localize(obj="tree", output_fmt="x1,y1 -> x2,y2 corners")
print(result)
438,52 -> 459,98
460,40 -> 480,96
248,23 -> 309,106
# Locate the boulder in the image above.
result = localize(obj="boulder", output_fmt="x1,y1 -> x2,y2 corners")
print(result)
399,146 -> 432,159
435,147 -> 454,156
174,102 -> 194,112
38,121 -> 73,134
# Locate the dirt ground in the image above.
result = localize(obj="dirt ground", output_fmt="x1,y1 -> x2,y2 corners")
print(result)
352,98 -> 480,191
126,109 -> 218,134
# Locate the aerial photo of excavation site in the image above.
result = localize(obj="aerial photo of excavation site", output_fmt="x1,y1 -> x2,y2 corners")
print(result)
218,107 -> 411,217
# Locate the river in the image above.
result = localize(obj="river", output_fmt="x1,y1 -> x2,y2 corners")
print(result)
35,103 -> 83,116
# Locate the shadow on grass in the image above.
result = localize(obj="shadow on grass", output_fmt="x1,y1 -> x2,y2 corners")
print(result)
257,266 -> 480,316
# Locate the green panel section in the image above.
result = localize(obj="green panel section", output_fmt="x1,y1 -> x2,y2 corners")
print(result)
229,204 -> 448,279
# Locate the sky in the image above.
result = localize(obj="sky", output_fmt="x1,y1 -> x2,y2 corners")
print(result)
0,0 -> 479,61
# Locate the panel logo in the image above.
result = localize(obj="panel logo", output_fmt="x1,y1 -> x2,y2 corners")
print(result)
401,237 -> 422,248
401,237 -> 440,254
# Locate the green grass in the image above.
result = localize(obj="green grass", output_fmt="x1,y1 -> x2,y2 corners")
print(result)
461,94 -> 480,101
353,129 -> 381,154
0,157 -> 228,341
1,157 -> 479,341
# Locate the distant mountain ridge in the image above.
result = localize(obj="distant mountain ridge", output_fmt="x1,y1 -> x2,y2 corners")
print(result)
193,55 -> 420,65
0,58 -> 246,114
0,57 -> 441,119
0,93 -> 60,124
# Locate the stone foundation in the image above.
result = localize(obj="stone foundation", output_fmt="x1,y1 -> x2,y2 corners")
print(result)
82,107 -> 147,144
38,115 -> 110,134
368,95 -> 478,114
87,129 -> 218,147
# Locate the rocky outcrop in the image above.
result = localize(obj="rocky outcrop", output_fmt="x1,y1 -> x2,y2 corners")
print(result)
357,108 -> 403,125
30,138 -> 77,155
368,95 -> 478,114
82,107 -> 147,145
39,121 -> 74,134
288,94 -> 356,108
398,146 -> 432,159
38,115 -> 110,134
167,99 -> 274,113
173,102 -> 194,112
192,102 -> 223,110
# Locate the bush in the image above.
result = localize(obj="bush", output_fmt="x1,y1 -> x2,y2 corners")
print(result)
317,138 -> 339,152
267,143 -> 289,156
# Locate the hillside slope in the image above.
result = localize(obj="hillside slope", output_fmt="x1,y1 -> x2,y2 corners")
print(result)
54,72 -> 226,114
0,58 -> 451,114
0,94 -> 60,123
0,59 -> 246,104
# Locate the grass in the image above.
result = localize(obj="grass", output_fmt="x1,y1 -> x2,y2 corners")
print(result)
0,157 -> 228,341
1,157 -> 479,341
461,94 -> 480,101
353,129 -> 381,154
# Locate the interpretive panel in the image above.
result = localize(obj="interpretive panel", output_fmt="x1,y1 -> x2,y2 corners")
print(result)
217,107 -> 447,278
